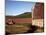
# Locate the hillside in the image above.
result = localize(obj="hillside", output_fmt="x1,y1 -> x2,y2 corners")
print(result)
15,12 -> 32,18
6,12 -> 32,18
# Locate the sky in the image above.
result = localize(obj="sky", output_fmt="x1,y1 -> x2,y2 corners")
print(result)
5,0 -> 36,16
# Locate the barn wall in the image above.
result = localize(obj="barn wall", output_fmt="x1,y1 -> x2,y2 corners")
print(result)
32,19 -> 44,27
32,3 -> 44,27
33,3 -> 44,19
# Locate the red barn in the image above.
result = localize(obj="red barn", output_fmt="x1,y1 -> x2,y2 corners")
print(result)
32,3 -> 44,27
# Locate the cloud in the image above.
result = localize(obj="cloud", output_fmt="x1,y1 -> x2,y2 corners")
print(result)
9,0 -> 37,2
9,0 -> 44,2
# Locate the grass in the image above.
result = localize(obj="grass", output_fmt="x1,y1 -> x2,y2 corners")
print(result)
35,27 -> 44,32
5,23 -> 32,33
5,23 -> 44,34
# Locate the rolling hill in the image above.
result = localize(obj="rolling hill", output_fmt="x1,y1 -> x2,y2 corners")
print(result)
14,12 -> 32,18
6,12 -> 32,18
